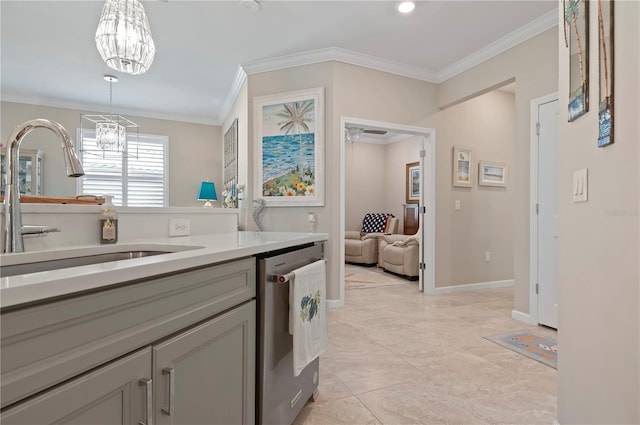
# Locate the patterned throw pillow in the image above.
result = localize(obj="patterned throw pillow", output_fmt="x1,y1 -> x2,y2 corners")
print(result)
361,213 -> 393,234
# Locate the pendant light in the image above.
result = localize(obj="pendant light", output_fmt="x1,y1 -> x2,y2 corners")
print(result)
81,75 -> 139,158
97,75 -> 125,151
95,0 -> 156,75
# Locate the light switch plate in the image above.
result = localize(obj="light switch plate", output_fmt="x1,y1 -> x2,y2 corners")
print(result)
573,169 -> 588,203
169,218 -> 191,236
455,200 -> 461,211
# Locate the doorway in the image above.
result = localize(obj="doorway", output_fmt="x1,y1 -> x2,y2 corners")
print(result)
339,117 -> 436,306
529,94 -> 559,329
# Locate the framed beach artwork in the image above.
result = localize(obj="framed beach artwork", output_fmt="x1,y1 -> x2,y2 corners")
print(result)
254,87 -> 325,206
597,0 -> 614,147
478,160 -> 507,188
405,162 -> 420,204
452,146 -> 473,188
565,0 -> 589,121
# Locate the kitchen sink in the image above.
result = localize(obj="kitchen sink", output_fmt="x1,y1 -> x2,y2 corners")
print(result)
0,245 -> 204,278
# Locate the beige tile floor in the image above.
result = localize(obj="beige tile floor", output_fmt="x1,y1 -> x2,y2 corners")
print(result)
294,265 -> 557,425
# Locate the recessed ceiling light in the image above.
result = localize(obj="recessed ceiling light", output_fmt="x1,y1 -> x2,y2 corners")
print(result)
397,1 -> 415,14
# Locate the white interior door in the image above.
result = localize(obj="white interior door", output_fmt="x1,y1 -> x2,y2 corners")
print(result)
418,147 -> 425,292
537,99 -> 559,329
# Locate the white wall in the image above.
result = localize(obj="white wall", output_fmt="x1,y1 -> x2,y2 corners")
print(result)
345,136 -> 424,234
556,2 -> 639,423
221,81 -> 249,200
344,142 -> 388,231
383,136 -> 422,232
0,204 -> 238,251
1,102 -> 222,207
434,28 -> 558,311
420,90 -> 516,286
221,81 -> 250,229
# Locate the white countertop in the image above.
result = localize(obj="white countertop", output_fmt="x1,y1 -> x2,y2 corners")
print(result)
0,231 -> 328,309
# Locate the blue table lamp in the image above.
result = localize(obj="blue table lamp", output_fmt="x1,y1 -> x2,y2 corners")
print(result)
197,181 -> 217,207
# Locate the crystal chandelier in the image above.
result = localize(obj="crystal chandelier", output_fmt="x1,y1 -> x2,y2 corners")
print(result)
95,120 -> 126,151
81,75 -> 139,158
95,0 -> 156,75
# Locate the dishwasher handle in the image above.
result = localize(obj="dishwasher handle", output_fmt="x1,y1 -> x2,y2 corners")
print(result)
267,259 -> 325,284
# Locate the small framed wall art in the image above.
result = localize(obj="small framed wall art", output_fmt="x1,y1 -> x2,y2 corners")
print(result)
452,146 -> 473,188
566,0 -> 590,122
478,160 -> 508,188
405,161 -> 420,204
597,0 -> 614,147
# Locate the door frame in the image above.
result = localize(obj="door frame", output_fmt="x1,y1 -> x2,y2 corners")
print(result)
528,92 -> 559,325
339,116 -> 436,305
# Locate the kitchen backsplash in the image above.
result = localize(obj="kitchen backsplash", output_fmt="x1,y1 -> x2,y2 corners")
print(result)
0,205 -> 239,252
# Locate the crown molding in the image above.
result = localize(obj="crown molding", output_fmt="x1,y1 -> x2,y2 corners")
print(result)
241,8 -> 557,85
2,9 -> 558,126
436,8 -> 558,82
217,66 -> 247,126
242,47 -> 440,83
1,94 -> 219,126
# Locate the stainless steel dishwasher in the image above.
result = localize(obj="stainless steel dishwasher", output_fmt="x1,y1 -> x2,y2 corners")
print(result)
256,242 -> 325,425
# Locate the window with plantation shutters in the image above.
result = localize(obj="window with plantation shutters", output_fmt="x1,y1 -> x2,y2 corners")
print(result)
77,130 -> 168,207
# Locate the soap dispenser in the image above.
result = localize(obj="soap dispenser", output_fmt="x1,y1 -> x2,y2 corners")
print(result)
99,195 -> 118,244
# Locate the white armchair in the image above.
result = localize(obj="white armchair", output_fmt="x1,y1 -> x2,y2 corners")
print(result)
379,233 -> 420,279
345,217 -> 399,266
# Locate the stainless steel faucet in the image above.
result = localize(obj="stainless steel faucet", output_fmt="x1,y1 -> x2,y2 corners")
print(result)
3,119 -> 85,253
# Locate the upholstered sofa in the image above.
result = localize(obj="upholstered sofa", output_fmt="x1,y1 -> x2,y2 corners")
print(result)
345,217 -> 399,266
379,233 -> 419,280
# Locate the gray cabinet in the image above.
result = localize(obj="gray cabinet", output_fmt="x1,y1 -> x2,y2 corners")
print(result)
1,348 -> 152,425
154,301 -> 255,425
1,258 -> 256,424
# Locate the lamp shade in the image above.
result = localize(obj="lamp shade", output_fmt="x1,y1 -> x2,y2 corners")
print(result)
197,182 -> 217,201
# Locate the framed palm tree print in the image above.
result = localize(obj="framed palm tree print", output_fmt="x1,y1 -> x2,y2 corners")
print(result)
254,87 -> 325,206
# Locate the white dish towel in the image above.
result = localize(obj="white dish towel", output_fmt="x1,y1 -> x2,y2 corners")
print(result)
288,260 -> 328,377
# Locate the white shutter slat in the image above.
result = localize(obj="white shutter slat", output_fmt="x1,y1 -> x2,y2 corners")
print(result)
78,131 -> 168,206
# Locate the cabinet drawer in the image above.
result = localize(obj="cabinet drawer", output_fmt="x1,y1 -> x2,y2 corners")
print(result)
1,257 -> 255,408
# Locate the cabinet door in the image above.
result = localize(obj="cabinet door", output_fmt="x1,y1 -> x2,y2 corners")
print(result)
403,204 -> 419,235
153,300 -> 255,425
1,348 -> 152,425
0,149 -> 43,196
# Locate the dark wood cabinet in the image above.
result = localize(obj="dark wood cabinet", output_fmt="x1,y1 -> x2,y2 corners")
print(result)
403,204 -> 419,235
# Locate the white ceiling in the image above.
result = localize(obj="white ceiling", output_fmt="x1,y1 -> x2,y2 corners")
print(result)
1,1 -> 557,126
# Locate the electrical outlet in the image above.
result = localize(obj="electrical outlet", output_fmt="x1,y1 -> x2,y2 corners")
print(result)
485,251 -> 491,262
169,219 -> 190,236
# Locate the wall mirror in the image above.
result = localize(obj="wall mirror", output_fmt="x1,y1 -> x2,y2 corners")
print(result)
223,118 -> 239,207
566,0 -> 589,121
597,0 -> 614,147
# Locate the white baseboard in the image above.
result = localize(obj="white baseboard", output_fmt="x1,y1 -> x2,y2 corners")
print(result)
326,299 -> 344,309
435,279 -> 514,294
511,309 -> 537,325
